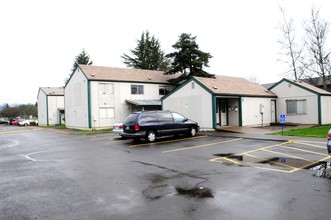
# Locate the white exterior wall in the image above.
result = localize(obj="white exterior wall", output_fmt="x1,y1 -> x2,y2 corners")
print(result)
89,81 -> 172,129
47,96 -> 64,125
321,96 -> 331,124
37,91 -> 47,126
163,81 -> 213,129
241,97 -> 272,127
270,81 -> 318,124
65,69 -> 89,129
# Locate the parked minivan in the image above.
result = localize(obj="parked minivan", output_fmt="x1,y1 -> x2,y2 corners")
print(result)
122,110 -> 199,142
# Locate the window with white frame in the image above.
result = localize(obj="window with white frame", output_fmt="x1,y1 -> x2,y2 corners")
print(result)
131,84 -> 144,94
286,99 -> 306,114
99,107 -> 115,119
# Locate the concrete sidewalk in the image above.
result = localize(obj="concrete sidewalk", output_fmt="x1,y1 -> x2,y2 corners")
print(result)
199,125 -> 327,143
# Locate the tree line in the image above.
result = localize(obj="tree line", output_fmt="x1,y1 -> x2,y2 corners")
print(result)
0,103 -> 37,119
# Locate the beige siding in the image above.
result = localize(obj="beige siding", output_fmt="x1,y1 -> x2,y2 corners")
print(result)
321,96 -> 331,124
37,91 -> 47,126
65,69 -> 89,129
163,81 -> 212,129
242,97 -> 272,127
270,81 -> 318,124
47,96 -> 64,125
89,81 -> 173,129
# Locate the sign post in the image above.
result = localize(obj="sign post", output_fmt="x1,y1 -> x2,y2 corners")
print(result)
280,114 -> 286,136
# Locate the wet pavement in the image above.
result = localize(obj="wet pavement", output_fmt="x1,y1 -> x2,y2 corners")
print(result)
1,125 -> 330,220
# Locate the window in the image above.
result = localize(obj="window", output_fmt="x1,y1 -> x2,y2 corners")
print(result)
286,99 -> 306,114
140,112 -> 158,124
99,83 -> 114,95
99,107 -> 115,119
172,112 -> 186,122
159,86 -> 171,95
158,112 -> 173,123
131,85 -> 144,94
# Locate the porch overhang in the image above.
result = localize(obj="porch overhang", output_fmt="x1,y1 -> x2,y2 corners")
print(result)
125,99 -> 161,106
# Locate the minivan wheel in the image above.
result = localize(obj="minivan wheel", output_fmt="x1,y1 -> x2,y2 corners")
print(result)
146,131 -> 156,142
189,127 -> 197,137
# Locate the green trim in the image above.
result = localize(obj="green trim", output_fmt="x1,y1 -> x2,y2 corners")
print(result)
239,97 -> 242,126
46,96 -> 49,126
212,96 -> 217,129
87,81 -> 92,129
162,77 -> 214,101
89,79 -> 171,85
318,95 -> 322,125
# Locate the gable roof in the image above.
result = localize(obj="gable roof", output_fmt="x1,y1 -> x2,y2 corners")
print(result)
78,65 -> 178,84
39,87 -> 64,96
193,76 -> 277,97
269,78 -> 331,96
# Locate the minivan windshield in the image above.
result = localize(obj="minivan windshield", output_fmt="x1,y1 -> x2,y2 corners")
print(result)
124,113 -> 139,124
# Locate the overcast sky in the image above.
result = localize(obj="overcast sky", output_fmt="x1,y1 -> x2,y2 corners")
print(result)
1,0 -> 331,105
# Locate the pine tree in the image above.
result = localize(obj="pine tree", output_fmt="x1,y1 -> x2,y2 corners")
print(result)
121,31 -> 168,71
65,49 -> 93,84
165,33 -> 214,85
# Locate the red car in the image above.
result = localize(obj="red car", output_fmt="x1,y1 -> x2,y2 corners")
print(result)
10,119 -> 19,125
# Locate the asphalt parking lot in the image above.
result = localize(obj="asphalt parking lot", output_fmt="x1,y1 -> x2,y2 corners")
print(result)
1,126 -> 331,220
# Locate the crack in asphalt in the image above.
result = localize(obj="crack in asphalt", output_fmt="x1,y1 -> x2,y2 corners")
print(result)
133,161 -> 209,187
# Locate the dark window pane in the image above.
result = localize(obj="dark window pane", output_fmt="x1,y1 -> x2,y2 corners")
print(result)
158,112 -> 173,123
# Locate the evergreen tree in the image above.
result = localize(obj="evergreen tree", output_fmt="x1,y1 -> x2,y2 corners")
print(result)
165,33 -> 214,85
121,31 -> 168,70
65,49 -> 93,84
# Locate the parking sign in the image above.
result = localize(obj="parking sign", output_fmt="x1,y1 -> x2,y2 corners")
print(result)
280,114 -> 286,124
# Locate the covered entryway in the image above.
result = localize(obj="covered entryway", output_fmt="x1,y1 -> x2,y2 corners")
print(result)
216,97 -> 240,127
125,99 -> 162,112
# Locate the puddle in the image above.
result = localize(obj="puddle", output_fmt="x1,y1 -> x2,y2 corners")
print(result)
176,186 -> 214,199
310,162 -> 331,179
214,153 -> 328,170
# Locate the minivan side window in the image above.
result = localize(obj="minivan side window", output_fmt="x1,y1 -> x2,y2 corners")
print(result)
172,112 -> 186,122
124,113 -> 138,124
158,112 -> 173,123
140,112 -> 158,124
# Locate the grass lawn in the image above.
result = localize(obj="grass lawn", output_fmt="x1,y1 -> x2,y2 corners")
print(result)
273,125 -> 331,138
44,125 -> 113,134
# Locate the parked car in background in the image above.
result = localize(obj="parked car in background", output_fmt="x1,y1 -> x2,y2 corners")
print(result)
122,110 -> 199,142
113,122 -> 124,137
10,118 -> 19,125
327,129 -> 331,154
0,119 -> 10,125
18,119 -> 30,126
18,119 -> 38,126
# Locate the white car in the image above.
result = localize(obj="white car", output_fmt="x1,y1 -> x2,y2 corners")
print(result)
18,119 -> 30,126
18,119 -> 38,126
113,123 -> 124,136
